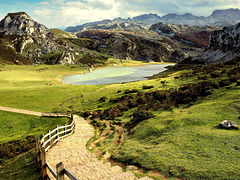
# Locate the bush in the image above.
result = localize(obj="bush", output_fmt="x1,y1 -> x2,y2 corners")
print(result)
125,109 -> 155,130
83,111 -> 91,118
0,136 -> 35,164
142,85 -> 154,89
124,89 -> 139,94
99,96 -> 108,102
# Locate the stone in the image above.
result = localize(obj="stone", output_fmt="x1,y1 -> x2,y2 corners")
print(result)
4,16 -> 12,28
126,165 -> 138,171
220,120 -> 238,129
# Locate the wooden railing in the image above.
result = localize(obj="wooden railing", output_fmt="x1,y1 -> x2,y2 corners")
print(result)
36,113 -> 80,180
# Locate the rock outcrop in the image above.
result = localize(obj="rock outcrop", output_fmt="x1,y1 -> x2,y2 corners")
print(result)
150,22 -> 220,48
0,12 -> 77,65
76,29 -> 185,62
220,120 -> 238,129
193,23 -> 240,64
65,19 -> 149,33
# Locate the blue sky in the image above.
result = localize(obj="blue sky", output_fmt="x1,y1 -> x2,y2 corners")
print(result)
1,0 -> 240,29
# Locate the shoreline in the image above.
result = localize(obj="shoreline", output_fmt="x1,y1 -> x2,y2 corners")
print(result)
62,63 -> 174,85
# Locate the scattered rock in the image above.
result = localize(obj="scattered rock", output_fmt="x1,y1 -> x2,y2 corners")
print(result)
102,151 -> 111,159
220,120 -> 238,129
126,165 -> 138,171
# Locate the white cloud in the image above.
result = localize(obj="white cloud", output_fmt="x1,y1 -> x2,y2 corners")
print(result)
33,0 -> 121,28
31,0 -> 240,28
38,2 -> 50,5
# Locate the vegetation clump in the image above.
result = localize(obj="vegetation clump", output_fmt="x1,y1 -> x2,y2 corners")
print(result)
0,136 -> 35,164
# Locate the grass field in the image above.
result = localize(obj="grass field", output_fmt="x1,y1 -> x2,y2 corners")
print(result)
0,60 -> 239,179
0,110 -> 70,143
113,86 -> 240,179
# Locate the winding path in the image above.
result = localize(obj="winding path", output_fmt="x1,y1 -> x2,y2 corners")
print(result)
0,106 -> 152,180
0,106 -> 42,116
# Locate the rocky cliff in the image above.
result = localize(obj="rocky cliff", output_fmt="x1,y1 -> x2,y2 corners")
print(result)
150,22 -> 220,48
0,12 -> 77,65
193,23 -> 240,64
76,29 -> 185,62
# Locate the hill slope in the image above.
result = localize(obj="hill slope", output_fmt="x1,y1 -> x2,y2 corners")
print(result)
76,29 -> 185,62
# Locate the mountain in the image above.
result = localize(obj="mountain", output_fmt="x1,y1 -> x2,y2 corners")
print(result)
65,8 -> 240,33
150,22 -> 220,48
0,12 -> 79,65
191,23 -> 240,64
65,19 -> 150,33
76,29 -> 185,62
132,13 -> 161,24
159,8 -> 240,27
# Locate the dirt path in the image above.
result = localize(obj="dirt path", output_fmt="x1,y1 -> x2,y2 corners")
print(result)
0,106 -> 152,179
0,106 -> 42,116
46,115 -> 152,180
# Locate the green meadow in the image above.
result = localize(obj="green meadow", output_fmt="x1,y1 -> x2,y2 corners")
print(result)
0,111 -> 70,143
0,59 -> 239,179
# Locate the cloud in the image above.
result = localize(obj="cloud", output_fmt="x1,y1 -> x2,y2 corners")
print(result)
38,1 -> 50,5
29,0 -> 240,28
33,0 -> 121,28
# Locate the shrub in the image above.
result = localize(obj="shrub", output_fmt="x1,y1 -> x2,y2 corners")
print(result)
83,111 -> 91,118
125,109 -> 155,130
0,136 -> 35,164
99,96 -> 108,102
210,72 -> 220,78
142,85 -> 154,89
124,89 -> 139,94
237,80 -> 240,86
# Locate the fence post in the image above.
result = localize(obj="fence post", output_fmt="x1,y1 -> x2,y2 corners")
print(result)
48,130 -> 52,146
36,139 -> 41,167
71,114 -> 73,120
56,162 -> 65,180
41,148 -> 48,179
40,133 -> 45,145
56,125 -> 59,141
64,124 -> 66,135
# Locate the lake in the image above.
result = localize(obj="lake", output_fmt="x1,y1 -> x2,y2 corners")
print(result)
62,64 -> 173,85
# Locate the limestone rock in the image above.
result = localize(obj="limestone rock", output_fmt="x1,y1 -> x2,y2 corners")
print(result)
193,22 -> 240,64
126,165 -> 138,171
150,22 -> 220,48
220,120 -> 238,129
0,12 -> 78,65
76,29 -> 185,62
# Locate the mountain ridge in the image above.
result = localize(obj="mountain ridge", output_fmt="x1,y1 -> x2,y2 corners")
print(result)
65,8 -> 240,33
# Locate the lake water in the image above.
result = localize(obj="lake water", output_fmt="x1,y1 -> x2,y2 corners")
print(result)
62,64 -> 173,85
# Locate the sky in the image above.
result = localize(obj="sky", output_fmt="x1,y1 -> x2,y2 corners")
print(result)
0,0 -> 240,29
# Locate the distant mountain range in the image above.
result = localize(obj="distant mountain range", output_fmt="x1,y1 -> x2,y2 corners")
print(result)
65,8 -> 240,33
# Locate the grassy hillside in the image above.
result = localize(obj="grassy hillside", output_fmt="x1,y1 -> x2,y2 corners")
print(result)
50,28 -> 77,39
0,149 -> 42,180
0,58 -> 239,179
0,111 -> 70,143
82,58 -> 240,179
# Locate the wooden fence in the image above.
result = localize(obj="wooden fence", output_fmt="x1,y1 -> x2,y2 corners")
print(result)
36,113 -> 80,180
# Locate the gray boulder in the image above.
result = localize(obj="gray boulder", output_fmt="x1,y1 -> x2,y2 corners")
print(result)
220,120 -> 238,129
126,165 -> 138,171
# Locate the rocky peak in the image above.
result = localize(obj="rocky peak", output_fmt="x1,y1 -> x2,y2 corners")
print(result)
0,11 -> 54,39
210,8 -> 240,17
0,12 -> 77,65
